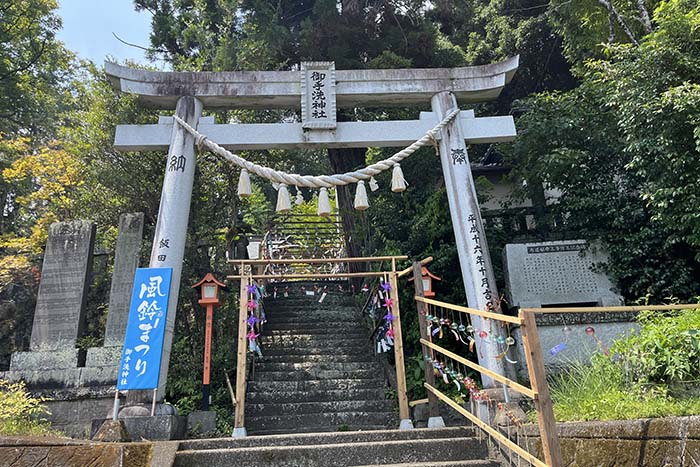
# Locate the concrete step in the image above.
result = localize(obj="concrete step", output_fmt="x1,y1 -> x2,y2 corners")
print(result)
257,354 -> 378,364
260,334 -> 369,343
246,411 -> 396,433
347,462 -> 498,467
265,329 -> 368,338
254,361 -> 380,372
267,316 -> 362,325
246,388 -> 388,404
247,400 -> 395,417
263,346 -> 370,356
247,378 -> 384,392
259,338 -> 371,349
264,322 -> 367,331
175,435 -> 488,467
179,427 -> 474,450
253,369 -> 379,381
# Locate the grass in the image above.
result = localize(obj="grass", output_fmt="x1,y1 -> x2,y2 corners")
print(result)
548,358 -> 700,422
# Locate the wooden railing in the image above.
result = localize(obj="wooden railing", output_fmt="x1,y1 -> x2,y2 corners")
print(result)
413,270 -> 700,467
414,294 -> 558,467
227,255 -> 413,437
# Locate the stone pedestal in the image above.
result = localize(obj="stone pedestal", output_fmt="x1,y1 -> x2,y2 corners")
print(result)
92,416 -> 187,441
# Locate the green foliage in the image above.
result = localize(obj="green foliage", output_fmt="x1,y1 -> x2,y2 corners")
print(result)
508,0 -> 700,301
0,379 -> 53,435
611,308 -> 700,385
550,308 -> 700,421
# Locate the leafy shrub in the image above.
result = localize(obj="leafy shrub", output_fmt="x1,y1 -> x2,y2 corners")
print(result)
611,309 -> 700,385
0,379 -> 53,435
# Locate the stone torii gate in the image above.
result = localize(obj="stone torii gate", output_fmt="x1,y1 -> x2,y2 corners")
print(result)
106,57 -> 519,407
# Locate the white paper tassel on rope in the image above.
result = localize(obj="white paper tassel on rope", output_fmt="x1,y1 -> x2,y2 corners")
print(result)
369,176 -> 379,192
276,184 -> 292,213
354,181 -> 369,211
237,169 -> 251,198
391,163 -> 407,192
317,187 -> 331,217
295,188 -> 304,205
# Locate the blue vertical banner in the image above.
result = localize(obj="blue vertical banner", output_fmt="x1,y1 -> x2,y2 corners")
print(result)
117,268 -> 173,390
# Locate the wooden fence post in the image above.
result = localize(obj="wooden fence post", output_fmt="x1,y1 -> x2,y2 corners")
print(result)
232,268 -> 249,437
389,259 -> 413,429
519,310 -> 564,467
412,261 -> 444,428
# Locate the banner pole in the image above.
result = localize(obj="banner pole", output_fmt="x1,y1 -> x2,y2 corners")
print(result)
151,388 -> 157,416
112,390 -> 120,421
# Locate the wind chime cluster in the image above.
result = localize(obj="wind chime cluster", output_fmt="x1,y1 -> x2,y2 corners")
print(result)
424,305 -> 518,364
366,279 -> 397,354
236,164 -> 408,216
246,281 -> 267,357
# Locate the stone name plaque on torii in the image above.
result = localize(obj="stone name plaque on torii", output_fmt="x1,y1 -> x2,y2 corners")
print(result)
106,57 -> 519,405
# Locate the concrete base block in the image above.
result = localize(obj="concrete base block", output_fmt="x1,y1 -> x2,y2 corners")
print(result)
399,418 -> 414,430
10,349 -> 80,370
79,366 -> 118,386
232,427 -> 247,438
427,416 -> 446,428
187,410 -> 217,436
85,346 -> 122,367
1,368 -> 82,388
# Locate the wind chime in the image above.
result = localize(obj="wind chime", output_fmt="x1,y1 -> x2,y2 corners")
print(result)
367,279 -> 396,354
245,282 -> 266,357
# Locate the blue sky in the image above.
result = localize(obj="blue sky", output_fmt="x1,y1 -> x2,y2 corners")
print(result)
56,1 -> 156,66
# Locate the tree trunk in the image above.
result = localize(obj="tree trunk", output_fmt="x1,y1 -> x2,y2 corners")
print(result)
327,146 -> 368,287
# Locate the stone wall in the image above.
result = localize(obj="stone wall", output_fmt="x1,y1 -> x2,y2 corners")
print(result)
0,436 -> 152,467
520,416 -> 700,466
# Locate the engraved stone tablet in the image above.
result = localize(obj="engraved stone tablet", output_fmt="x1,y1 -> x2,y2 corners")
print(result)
104,213 -> 144,346
30,220 -> 96,350
503,240 -> 623,308
301,61 -> 336,129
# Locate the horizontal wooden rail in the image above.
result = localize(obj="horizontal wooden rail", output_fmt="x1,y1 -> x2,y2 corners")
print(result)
420,339 -> 536,399
228,255 -> 407,264
416,296 -> 523,325
522,304 -> 700,313
397,256 -> 433,278
425,384 -> 548,467
227,271 -> 390,280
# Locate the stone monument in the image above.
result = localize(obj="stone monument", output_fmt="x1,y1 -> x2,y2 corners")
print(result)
7,220 -> 96,383
503,240 -> 631,373
1,216 -> 148,437
84,213 -> 145,385
503,240 -> 623,309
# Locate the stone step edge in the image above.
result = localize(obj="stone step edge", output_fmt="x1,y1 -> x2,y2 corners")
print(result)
177,435 -> 480,457
178,427 -> 473,450
346,461 -> 496,467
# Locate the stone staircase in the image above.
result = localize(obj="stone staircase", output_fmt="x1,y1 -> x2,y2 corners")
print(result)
174,427 -> 500,466
173,285 -> 501,467
246,288 -> 396,434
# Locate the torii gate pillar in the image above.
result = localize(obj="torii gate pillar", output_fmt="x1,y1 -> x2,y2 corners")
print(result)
432,92 -> 506,386
130,96 -> 202,405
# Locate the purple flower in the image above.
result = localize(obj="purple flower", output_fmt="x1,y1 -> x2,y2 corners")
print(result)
381,282 -> 392,292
